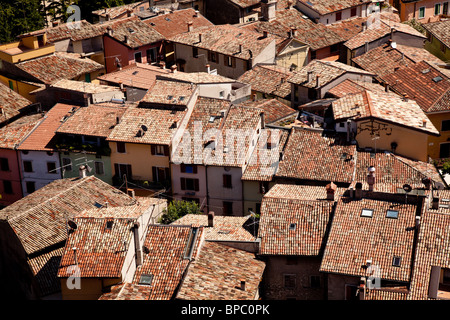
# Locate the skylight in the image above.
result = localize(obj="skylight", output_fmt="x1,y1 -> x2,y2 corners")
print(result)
361,209 -> 373,218
139,274 -> 153,285
386,209 -> 399,219
289,223 -> 296,230
392,256 -> 402,267
433,76 -> 443,83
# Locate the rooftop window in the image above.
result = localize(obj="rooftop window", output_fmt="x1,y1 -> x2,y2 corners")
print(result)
289,223 -> 296,231
392,256 -> 402,267
139,274 -> 153,285
386,209 -> 399,219
361,209 -> 373,218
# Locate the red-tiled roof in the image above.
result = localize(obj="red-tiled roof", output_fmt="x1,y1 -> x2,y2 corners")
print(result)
0,81 -> 33,125
239,99 -> 296,124
0,113 -> 43,150
298,0 -> 371,15
320,195 -> 419,283
238,65 -> 292,99
275,127 -> 357,184
423,19 -> 450,50
176,242 -> 265,300
17,103 -> 76,151
144,8 -> 213,38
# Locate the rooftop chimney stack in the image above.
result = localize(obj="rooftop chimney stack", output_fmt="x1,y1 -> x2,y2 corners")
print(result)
432,196 -> 439,209
239,280 -> 246,291
263,31 -> 268,38
171,65 -> 177,73
367,166 -> 376,192
307,71 -> 313,83
326,182 -> 337,201
73,247 -> 78,265
315,75 -> 320,88
79,165 -> 87,178
208,211 -> 214,227
355,182 -> 363,200
261,0 -> 277,21
187,21 -> 193,32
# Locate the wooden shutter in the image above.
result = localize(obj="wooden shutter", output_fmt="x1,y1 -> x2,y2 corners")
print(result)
164,145 -> 169,156
180,163 -> 186,173
180,178 -> 186,190
126,164 -> 133,180
192,164 -> 198,174
194,179 -> 199,191
152,166 -> 157,182
150,145 -> 156,155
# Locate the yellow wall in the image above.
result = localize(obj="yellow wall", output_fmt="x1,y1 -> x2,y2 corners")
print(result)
426,112 -> 450,159
0,44 -> 55,64
356,120 -> 430,162
243,180 -> 276,214
109,141 -> 170,181
276,42 -> 309,70
0,75 -> 40,102
60,277 -> 120,300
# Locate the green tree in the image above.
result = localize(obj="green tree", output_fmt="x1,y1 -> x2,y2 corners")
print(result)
441,159 -> 450,176
0,0 -> 45,44
158,200 -> 202,224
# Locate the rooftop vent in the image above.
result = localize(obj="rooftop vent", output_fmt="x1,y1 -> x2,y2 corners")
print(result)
433,76 -> 443,83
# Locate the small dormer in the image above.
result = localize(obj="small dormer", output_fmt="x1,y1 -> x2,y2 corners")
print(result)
18,31 -> 48,50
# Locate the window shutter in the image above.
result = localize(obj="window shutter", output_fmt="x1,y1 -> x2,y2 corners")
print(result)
223,174 -> 227,187
114,163 -> 119,176
194,179 -> 199,191
126,164 -> 133,180
181,178 -> 186,190
193,164 -> 197,174
151,145 -> 156,155
164,145 -> 169,156
180,163 -> 186,173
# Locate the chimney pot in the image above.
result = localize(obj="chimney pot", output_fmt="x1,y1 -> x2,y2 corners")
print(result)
326,182 -> 337,201
171,65 -> 177,73
187,21 -> 193,32
79,165 -> 87,178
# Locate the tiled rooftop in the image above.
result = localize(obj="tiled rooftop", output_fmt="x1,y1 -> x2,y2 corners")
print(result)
327,78 -> 385,98
57,217 -> 135,278
298,0 -> 371,15
381,61 -> 450,113
287,60 -> 374,87
275,127 -> 357,184
326,16 -> 368,42
259,184 -> 339,256
169,24 -> 275,60
320,196 -> 419,283
144,8 -> 213,38
0,113 -> 43,150
172,214 -> 256,242
56,103 -> 128,138
140,79 -> 197,106
17,103 -> 75,151
92,1 -> 147,19
240,8 -> 343,50
103,16 -> 164,48
423,19 -> 450,50
239,99 -> 296,124
107,106 -> 187,145
16,53 -> 104,85
344,19 -> 426,50
131,225 -> 204,300
0,176 -> 135,256
176,241 -> 265,300
352,43 -> 415,79
50,79 -> 123,94
238,64 -> 292,99
157,71 -> 236,84
241,128 -> 289,181
332,89 -> 439,135
98,63 -> 171,90
0,81 -> 33,125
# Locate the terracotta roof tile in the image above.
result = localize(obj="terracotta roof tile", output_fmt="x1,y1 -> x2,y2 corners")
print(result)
17,103 -> 75,151
298,0 -> 371,15
172,214 -> 256,241
0,82 -> 33,124
423,19 -> 450,50
327,78 -> 385,98
56,103 -> 128,138
144,8 -> 213,38
140,79 -> 197,106
0,176 -> 135,256
0,113 -> 43,149
259,184 -> 339,256
275,127 -> 357,184
176,242 -> 265,300
320,195 -> 419,282
239,99 -> 296,124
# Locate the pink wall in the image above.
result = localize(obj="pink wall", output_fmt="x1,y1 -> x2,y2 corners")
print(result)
103,35 -> 162,73
402,0 -> 448,23
0,149 -> 23,207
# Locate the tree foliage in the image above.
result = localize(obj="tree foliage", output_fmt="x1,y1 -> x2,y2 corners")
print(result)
0,0 -> 45,44
158,200 -> 202,225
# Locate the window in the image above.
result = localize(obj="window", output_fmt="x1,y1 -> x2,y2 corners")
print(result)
419,6 -> 426,19
392,256 -> 402,267
444,2 -> 449,15
0,158 -> 9,171
284,274 -> 296,289
310,276 -> 321,288
440,143 -> 450,158
351,7 -> 357,17
147,48 -> 157,62
62,158 -> 72,171
26,181 -> 35,194
134,51 -> 142,63
23,161 -> 33,173
259,181 -> 269,194
180,164 -> 197,174
85,73 -> 91,83
180,177 -> 199,191
442,120 -> 450,131
308,88 -> 317,100
8,80 -> 13,90
223,201 -> 233,216
47,162 -> 57,174
3,180 -> 13,194
435,3 -> 441,15
440,42 -> 447,54
151,145 -> 168,156
139,274 -> 153,286
223,174 -> 232,188
116,142 -> 126,153
225,56 -> 235,68
209,51 -> 218,63
153,166 -> 169,182
105,220 -> 114,230
361,209 -> 374,218
95,161 -> 104,175
289,223 -> 297,230
336,11 -> 342,21
114,163 -> 133,180
386,209 -> 399,219
156,145 -> 165,156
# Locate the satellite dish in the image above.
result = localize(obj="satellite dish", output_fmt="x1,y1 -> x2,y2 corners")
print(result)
403,184 -> 412,193
68,220 -> 78,230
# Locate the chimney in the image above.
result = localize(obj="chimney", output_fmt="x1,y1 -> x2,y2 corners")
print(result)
390,27 -> 395,40
208,211 -> 214,227
358,277 -> 366,300
315,75 -> 321,88
261,0 -> 277,21
238,44 -> 242,54
415,216 -> 420,229
362,22 -> 367,31
290,27 -> 297,38
127,9 -> 134,17
124,35 -> 129,45
198,33 -> 202,43
127,188 -> 136,198
160,61 -> 166,69
206,64 -> 211,74
239,280 -> 246,291
367,166 -> 376,192
364,41 -> 369,53
349,187 -> 354,199
422,120 -> 427,128
287,0 -> 294,9
307,71 -> 313,83
194,10 -> 199,17
133,222 -> 142,266
106,13 -> 111,21
171,64 -> 177,73
326,182 -> 337,201
262,30 -> 268,38
384,83 -> 390,92
187,21 -> 193,32
79,165 -> 87,178
355,182 -> 363,200
402,94 -> 409,102
107,26 -> 113,36
432,196 -> 439,209
72,247 -> 78,265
